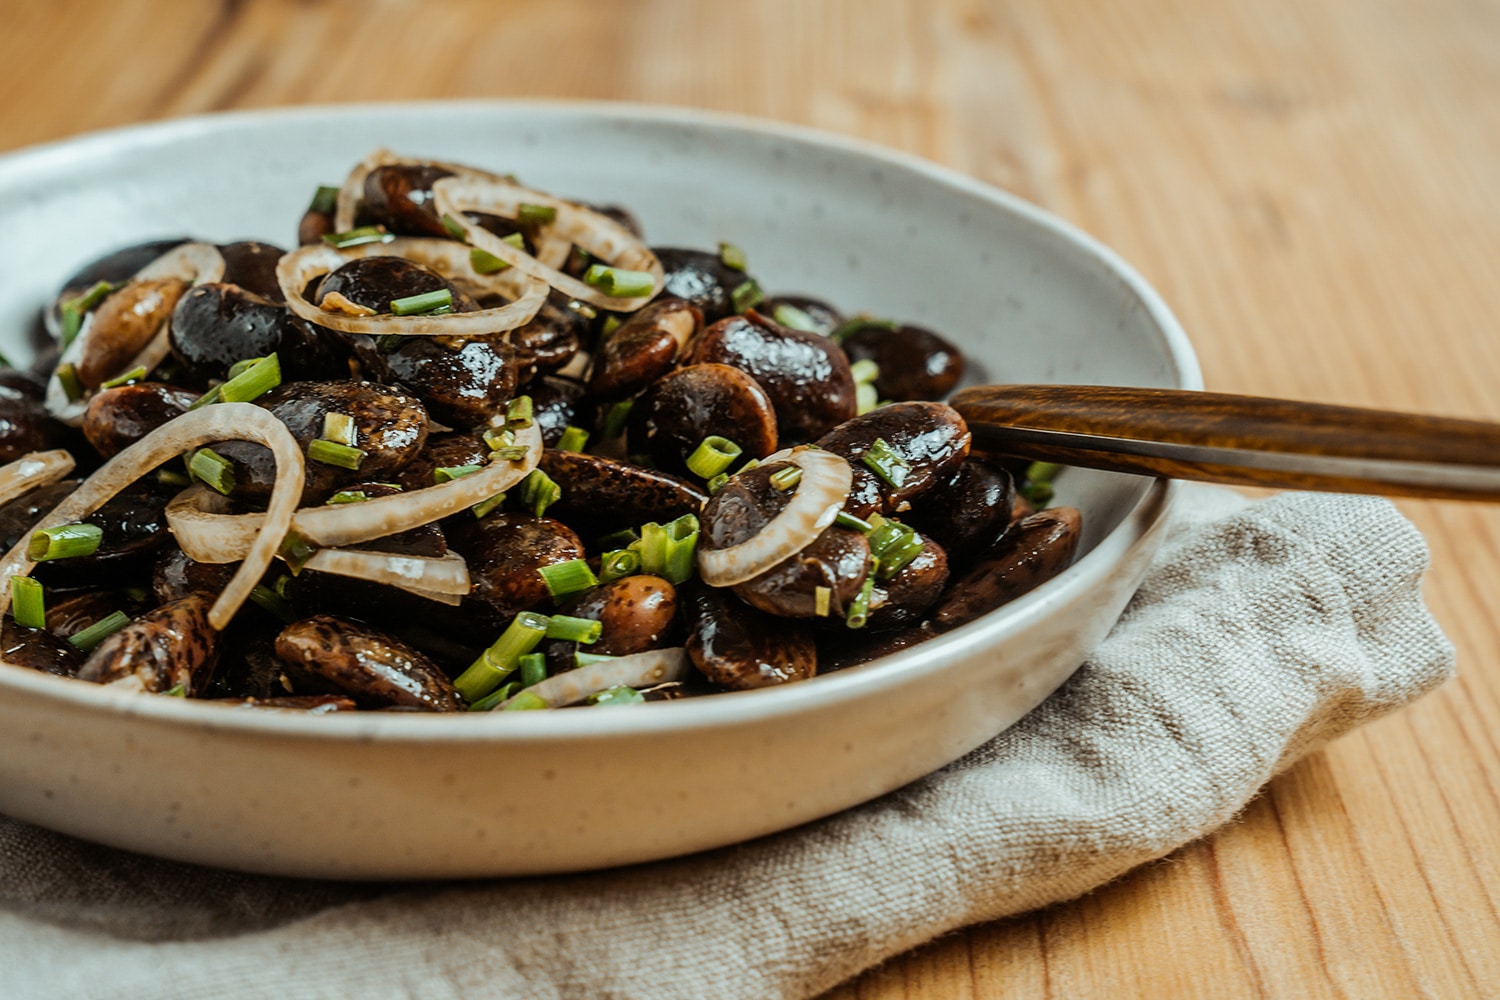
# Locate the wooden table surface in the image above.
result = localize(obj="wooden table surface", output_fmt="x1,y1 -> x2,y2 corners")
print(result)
5,1 -> 1498,996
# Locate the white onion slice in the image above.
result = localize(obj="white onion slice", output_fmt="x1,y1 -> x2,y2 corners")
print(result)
332,149 -> 520,233
432,176 -> 663,312
276,238 -> 548,338
166,420 -> 542,557
498,648 -> 691,709
0,403 -> 304,631
696,449 -> 854,587
302,549 -> 470,598
0,450 -> 74,508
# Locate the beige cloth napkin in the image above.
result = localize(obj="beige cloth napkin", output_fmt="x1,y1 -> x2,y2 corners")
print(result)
0,484 -> 1455,999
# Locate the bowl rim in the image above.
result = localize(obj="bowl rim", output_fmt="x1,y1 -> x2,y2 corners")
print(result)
0,98 -> 1203,743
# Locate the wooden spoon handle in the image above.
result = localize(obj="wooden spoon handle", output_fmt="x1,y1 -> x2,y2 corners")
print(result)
949,384 -> 1500,501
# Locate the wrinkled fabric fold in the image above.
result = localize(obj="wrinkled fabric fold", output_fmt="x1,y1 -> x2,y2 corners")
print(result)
0,485 -> 1455,1000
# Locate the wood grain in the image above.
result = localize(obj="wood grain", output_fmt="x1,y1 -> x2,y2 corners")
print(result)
3,1 -> 1498,996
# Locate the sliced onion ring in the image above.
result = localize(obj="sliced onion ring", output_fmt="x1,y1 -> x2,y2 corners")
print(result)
0,450 -> 75,508
498,648 -> 691,709
303,549 -> 470,600
277,238 -> 548,338
432,176 -> 663,312
0,403 -> 304,631
696,449 -> 854,588
166,420 -> 543,558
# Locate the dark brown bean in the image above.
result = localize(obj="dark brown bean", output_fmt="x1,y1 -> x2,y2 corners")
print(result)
76,594 -> 220,695
654,247 -> 755,324
170,283 -> 347,386
690,310 -> 856,442
628,363 -> 778,477
48,238 -> 190,340
558,575 -> 678,656
841,322 -> 965,401
76,278 -> 188,388
685,585 -> 817,689
316,256 -> 479,315
527,375 -> 586,447
0,477 -> 174,587
46,588 -> 152,642
360,164 -> 456,237
274,615 -> 462,711
901,459 -> 1015,561
928,507 -> 1082,631
538,450 -> 707,538
699,460 -> 795,550
0,384 -> 69,462
391,432 -> 491,492
506,290 -> 589,379
82,382 -> 199,458
152,547 -> 237,604
733,525 -> 871,619
352,335 -> 519,428
446,513 -> 586,626
218,240 -> 288,302
587,299 -> 699,400
0,618 -> 82,676
815,401 -> 971,518
297,208 -> 334,247
817,623 -> 936,671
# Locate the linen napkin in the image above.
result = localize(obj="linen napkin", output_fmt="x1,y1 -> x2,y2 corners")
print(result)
0,484 -> 1455,1000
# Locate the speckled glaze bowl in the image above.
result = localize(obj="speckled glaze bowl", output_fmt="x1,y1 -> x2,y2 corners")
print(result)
0,102 -> 1199,878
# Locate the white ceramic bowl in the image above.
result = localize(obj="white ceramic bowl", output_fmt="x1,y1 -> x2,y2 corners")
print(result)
0,102 -> 1199,878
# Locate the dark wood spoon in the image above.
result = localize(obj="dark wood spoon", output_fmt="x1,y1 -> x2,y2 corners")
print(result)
950,384 -> 1500,501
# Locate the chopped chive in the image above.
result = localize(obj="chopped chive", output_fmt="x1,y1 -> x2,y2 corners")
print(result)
599,399 -> 634,439
187,448 -> 235,495
718,241 -> 748,271
307,438 -> 366,471
440,213 -> 469,241
454,611 -> 552,703
248,584 -> 297,624
567,299 -> 597,320
309,185 -> 340,215
635,513 -> 699,585
600,314 -> 622,339
517,202 -> 557,225
10,576 -> 44,628
557,426 -> 590,453
55,363 -> 84,402
518,652 -> 548,688
685,435 -> 742,480
272,574 -> 295,599
599,527 -> 640,549
772,302 -> 820,332
28,523 -> 104,562
835,511 -> 874,534
582,264 -> 655,298
845,573 -> 876,629
187,384 -> 223,410
814,585 -> 832,618
492,445 -> 532,462
59,280 -> 117,348
471,492 -> 507,519
219,353 -> 282,403
226,357 -> 258,381
869,522 -> 925,580
157,468 -> 191,488
850,358 -> 880,386
830,316 -> 897,344
501,231 -> 527,250
856,382 -> 879,415
598,548 -> 640,583
376,334 -> 404,352
861,438 -> 910,489
588,685 -> 644,707
322,225 -> 392,249
1026,461 -> 1062,482
466,681 -> 522,712
731,278 -> 764,314
67,610 -> 131,652
737,458 -> 761,475
1022,461 -> 1060,507
327,490 -> 369,504
545,614 -> 603,644
470,247 -> 509,274
520,468 -> 561,516
575,652 -> 617,668
100,366 -> 147,389
434,464 -> 482,484
707,472 -> 730,494
483,427 -> 516,452
389,288 -> 453,316
505,395 -> 535,429
278,529 -> 318,575
501,689 -> 548,711
164,682 -> 187,698
769,466 -> 803,491
538,558 -> 597,601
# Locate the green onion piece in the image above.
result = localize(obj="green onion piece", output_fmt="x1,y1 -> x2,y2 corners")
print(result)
557,426 -> 590,453
248,584 -> 297,624
582,264 -> 655,298
769,466 -> 803,491
9,576 -> 44,629
685,435 -> 742,480
74,278 -> 118,312
389,288 -> 453,316
59,280 -> 118,348
731,278 -> 764,314
567,299 -> 597,320
501,231 -> 527,250
28,523 -> 104,562
1026,461 -> 1062,482
272,574 -> 295,599
327,490 -> 368,504
835,511 -> 874,534
635,513 -> 700,585
188,383 -> 223,410
518,653 -> 548,688
322,225 -> 392,249
309,185 -> 339,215
454,611 -> 552,703
856,382 -> 879,415
492,445 -> 531,462
471,492 -> 507,519
55,363 -> 84,403
470,247 -> 509,274
861,438 -> 910,489
440,213 -> 469,241
434,464 -> 483,484
718,241 -> 748,271
466,681 -> 522,712
226,357 -> 258,381
483,427 -> 516,452
588,685 -> 645,707
278,529 -> 318,575
100,366 -> 147,389
501,689 -> 549,711
872,526 -> 925,580
157,468 -> 191,488
598,527 -> 640,549
830,316 -> 897,344
772,302 -> 820,332
375,334 -> 404,352
67,610 -> 131,653
164,682 -> 187,698
545,614 -> 602,644
599,399 -> 634,439
598,548 -> 640,583
505,395 -> 534,429
307,438 -> 366,471
850,358 -> 880,386
600,314 -> 622,339
737,458 -> 761,475
520,468 -> 561,516
538,558 -> 597,601
813,585 -> 832,618
575,652 -> 617,668
321,411 -> 355,447
517,202 -> 557,225
706,472 -> 730,495
188,448 -> 236,495
845,573 -> 876,629
219,353 -> 282,403
1021,461 -> 1061,507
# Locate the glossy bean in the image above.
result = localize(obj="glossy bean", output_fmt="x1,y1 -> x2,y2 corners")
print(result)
274,614 -> 462,711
